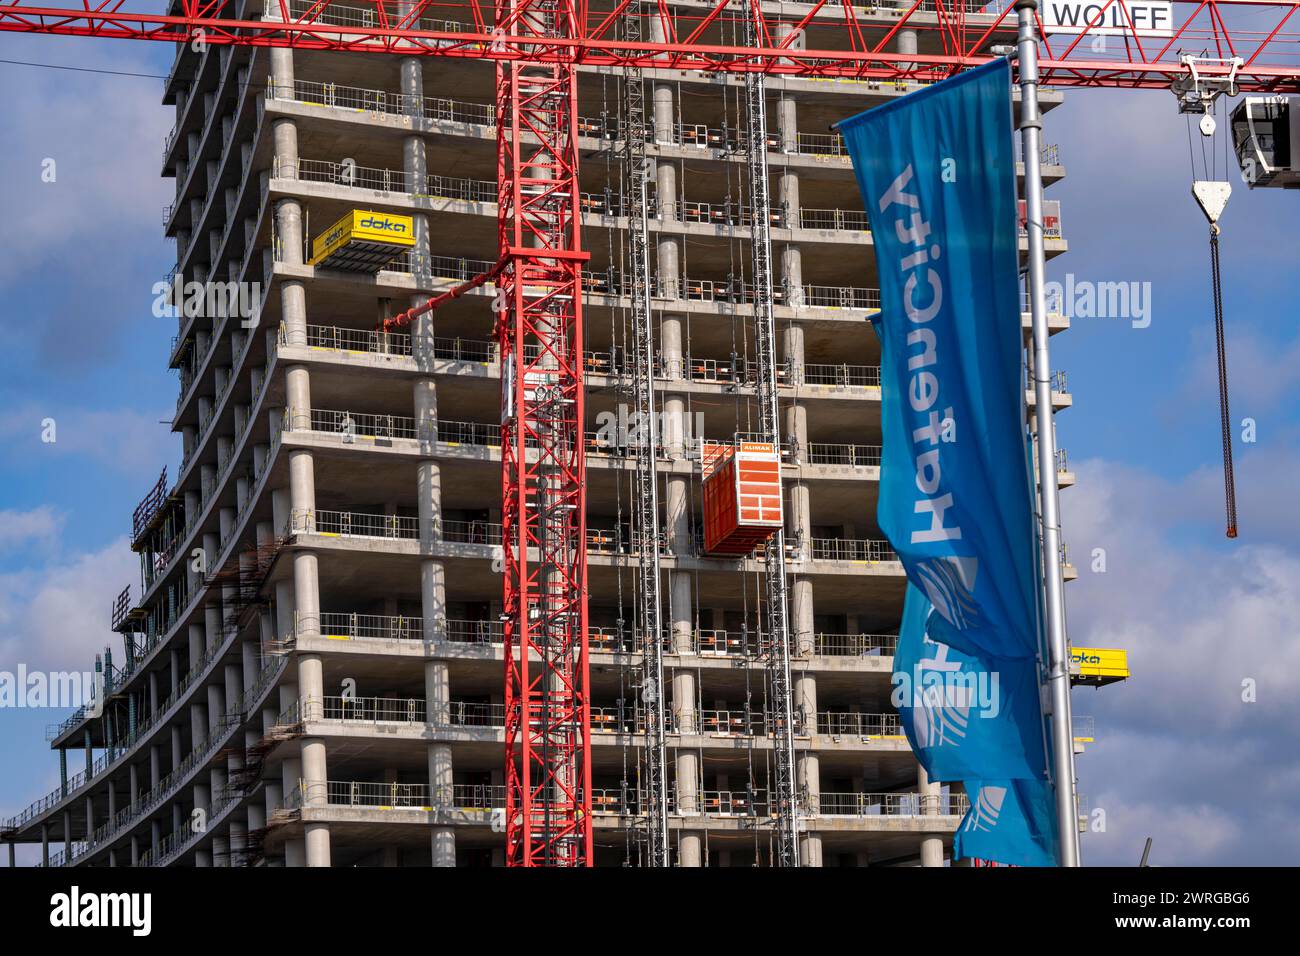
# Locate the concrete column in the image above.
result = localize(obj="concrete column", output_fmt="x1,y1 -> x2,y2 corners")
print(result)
63,809 -> 72,859
404,119 -> 430,283
285,363 -> 311,433
656,236 -> 681,299
799,752 -> 823,867
275,210 -> 307,335
416,436 -> 442,539
779,170 -> 800,230
303,821 -> 330,868
795,669 -> 818,740
776,95 -> 798,154
652,83 -> 675,143
400,56 -> 423,113
291,547 -> 319,634
660,314 -> 685,380
656,159 -> 677,222
224,663 -> 242,718
428,737 -> 455,867
229,820 -> 247,867
272,118 -> 299,181
298,653 -> 330,866
171,724 -> 183,769
782,245 -> 804,308
897,28 -> 918,75
919,765 -> 944,867
84,795 -> 95,845
269,43 -> 294,96
204,599 -> 223,657
783,323 -> 806,386
676,750 -> 701,867
40,823 -> 49,866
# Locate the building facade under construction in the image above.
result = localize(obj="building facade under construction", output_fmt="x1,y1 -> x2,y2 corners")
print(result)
2,0 -> 1124,868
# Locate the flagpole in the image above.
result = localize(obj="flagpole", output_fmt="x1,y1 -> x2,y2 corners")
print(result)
1014,0 -> 1082,867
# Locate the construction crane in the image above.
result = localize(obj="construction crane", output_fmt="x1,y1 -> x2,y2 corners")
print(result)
4,0 -> 1298,867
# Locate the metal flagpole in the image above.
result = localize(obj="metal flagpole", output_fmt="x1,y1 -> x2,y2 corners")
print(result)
1014,0 -> 1082,867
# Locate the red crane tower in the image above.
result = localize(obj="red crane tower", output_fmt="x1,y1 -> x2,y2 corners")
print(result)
2,0 -> 1297,867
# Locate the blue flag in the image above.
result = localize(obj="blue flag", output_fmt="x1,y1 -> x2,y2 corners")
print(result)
955,778 -> 1059,868
839,60 -> 1060,865
893,584 -> 1046,782
838,59 -> 1041,664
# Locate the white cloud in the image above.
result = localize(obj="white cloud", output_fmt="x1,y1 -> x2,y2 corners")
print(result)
0,42 -> 172,284
1065,455 -> 1300,864
0,506 -> 63,553
0,405 -> 176,480
0,536 -> 137,675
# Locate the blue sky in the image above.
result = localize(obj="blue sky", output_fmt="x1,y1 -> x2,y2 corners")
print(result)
1,31 -> 1297,866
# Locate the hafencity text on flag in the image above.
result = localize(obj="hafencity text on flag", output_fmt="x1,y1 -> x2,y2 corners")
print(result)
837,59 -> 1060,865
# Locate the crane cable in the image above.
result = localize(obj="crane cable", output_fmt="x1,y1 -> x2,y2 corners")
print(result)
1208,224 -> 1238,538
1185,98 -> 1239,540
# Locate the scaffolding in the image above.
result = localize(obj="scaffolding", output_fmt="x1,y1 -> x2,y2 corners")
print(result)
621,1 -> 669,868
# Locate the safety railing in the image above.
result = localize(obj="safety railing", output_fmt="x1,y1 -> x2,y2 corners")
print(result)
442,519 -> 502,546
794,131 -> 848,156
452,783 -> 504,809
446,618 -> 504,644
318,611 -> 422,641
692,708 -> 771,736
302,324 -> 412,356
799,207 -> 869,232
298,408 -> 419,441
805,442 -> 883,467
291,157 -> 410,192
815,790 -> 970,817
802,363 -> 880,388
801,284 -> 881,311
321,780 -> 431,809
306,695 -> 427,723
437,418 -> 499,447
695,789 -> 770,816
813,632 -> 898,657
586,526 -> 670,557
809,538 -> 898,562
448,701 -> 506,728
308,509 -> 420,539
426,173 -> 496,204
816,712 -> 904,736
679,198 -> 782,229
589,704 -> 642,735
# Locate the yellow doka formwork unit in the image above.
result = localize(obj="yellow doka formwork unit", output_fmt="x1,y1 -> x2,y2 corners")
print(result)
1070,647 -> 1131,687
309,210 -> 415,272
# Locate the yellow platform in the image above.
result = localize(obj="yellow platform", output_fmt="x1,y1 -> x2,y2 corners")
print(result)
1070,646 -> 1130,687
309,210 -> 414,272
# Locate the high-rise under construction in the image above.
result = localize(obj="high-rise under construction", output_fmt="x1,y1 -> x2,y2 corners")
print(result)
1,0 -> 1126,868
